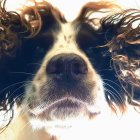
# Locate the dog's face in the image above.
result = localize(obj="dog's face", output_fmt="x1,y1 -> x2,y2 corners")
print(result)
25,22 -> 105,128
20,3 -> 126,135
0,1 -> 140,138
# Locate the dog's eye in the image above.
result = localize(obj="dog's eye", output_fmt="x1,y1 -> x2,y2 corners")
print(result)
87,46 -> 110,57
77,31 -> 97,51
36,46 -> 46,54
77,31 -> 109,56
22,33 -> 54,64
35,33 -> 54,53
76,30 -> 111,70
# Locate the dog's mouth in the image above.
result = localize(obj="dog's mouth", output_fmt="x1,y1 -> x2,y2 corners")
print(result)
29,96 -> 100,120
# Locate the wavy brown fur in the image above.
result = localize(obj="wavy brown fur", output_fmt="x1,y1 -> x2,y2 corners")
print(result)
100,9 -> 140,106
0,0 -> 140,133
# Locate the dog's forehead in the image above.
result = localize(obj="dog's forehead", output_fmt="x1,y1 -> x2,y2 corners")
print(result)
59,23 -> 76,41
53,23 -> 78,48
42,23 -> 82,61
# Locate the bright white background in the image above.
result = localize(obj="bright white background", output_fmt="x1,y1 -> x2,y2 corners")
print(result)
5,0 -> 140,21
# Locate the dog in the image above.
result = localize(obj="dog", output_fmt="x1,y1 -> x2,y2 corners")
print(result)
0,0 -> 140,140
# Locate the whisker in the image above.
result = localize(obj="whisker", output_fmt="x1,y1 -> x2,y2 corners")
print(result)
103,79 -> 122,88
9,72 -> 35,76
0,81 -> 31,94
8,83 -> 30,100
105,89 -> 119,105
104,82 -> 123,97
10,93 -> 24,106
98,69 -> 112,72
104,88 -> 124,104
28,62 -> 42,66
103,82 -> 124,103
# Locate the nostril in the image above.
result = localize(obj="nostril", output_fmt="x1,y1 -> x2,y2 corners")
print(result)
46,53 -> 88,78
72,61 -> 88,75
54,60 -> 64,75
47,59 -> 64,75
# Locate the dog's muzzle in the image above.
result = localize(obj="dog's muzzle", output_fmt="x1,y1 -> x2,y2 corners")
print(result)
28,53 -> 99,121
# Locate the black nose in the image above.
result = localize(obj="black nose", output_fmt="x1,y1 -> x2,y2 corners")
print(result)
46,53 -> 88,78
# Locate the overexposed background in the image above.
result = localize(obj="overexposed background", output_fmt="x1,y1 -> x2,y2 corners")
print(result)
5,0 -> 140,21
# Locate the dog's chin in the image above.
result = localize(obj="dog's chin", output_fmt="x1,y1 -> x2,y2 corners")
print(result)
29,96 -> 101,136
29,97 -> 100,122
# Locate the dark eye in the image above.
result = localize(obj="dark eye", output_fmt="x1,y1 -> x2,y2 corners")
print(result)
35,33 -> 54,53
35,45 -> 46,54
76,29 -> 111,71
76,30 -> 110,57
22,33 -> 54,65
76,31 -> 97,52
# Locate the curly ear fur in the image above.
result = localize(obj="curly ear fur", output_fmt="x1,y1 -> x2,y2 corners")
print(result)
0,0 -> 22,59
75,3 -> 140,107
0,0 -> 65,58
100,9 -> 140,106
19,1 -> 65,38
75,1 -> 121,30
0,0 -> 65,71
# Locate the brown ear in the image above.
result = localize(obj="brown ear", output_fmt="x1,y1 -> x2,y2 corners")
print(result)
75,1 -> 121,29
0,0 -> 23,59
0,0 -> 24,132
76,4 -> 140,106
0,0 -> 65,58
100,9 -> 140,106
19,1 -> 65,38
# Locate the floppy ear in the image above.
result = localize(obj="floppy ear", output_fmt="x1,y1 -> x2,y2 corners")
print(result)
76,3 -> 140,107
19,1 -> 65,37
100,9 -> 140,106
0,0 -> 65,80
75,1 -> 121,29
0,1 -> 23,59
0,0 -> 25,132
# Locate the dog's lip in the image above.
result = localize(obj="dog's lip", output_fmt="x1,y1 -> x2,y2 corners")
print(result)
29,97 -> 100,118
29,97 -> 82,115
